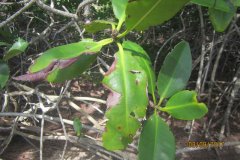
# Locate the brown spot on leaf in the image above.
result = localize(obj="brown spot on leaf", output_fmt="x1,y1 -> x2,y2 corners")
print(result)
117,126 -> 122,130
106,90 -> 121,108
135,79 -> 140,85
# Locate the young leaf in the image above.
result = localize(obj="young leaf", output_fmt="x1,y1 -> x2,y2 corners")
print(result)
125,0 -> 190,31
138,113 -> 175,160
191,0 -> 232,12
122,41 -> 156,97
0,60 -> 10,89
111,0 -> 128,21
161,90 -> 208,120
73,117 -> 82,137
3,38 -> 29,61
157,41 -> 192,99
84,20 -> 116,33
102,45 -> 148,150
209,6 -> 236,32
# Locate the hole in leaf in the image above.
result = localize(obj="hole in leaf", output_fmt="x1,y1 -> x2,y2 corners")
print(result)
130,112 -> 135,117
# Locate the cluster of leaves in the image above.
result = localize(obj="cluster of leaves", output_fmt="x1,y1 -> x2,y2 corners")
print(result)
2,0 -> 239,159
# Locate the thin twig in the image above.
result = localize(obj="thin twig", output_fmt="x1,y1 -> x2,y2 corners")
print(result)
0,0 -> 37,28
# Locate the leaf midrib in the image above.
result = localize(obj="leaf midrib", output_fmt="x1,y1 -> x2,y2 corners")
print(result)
129,0 -> 162,31
119,50 -> 129,132
163,103 -> 202,111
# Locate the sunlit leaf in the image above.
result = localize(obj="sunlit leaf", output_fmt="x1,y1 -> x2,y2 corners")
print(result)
0,60 -> 9,89
157,41 -> 192,99
138,113 -> 175,160
84,20 -> 116,33
122,41 -> 156,96
73,117 -> 82,137
3,38 -> 29,60
161,90 -> 208,120
102,45 -> 148,150
125,0 -> 190,31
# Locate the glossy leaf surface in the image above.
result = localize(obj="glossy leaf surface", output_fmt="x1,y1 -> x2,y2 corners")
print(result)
122,41 -> 156,96
84,20 -> 116,33
138,113 -> 175,160
102,45 -> 148,150
157,41 -> 192,99
126,0 -> 190,31
4,38 -> 28,60
0,60 -> 9,89
161,90 -> 208,120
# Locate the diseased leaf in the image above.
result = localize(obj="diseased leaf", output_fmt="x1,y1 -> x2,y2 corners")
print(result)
0,60 -> 10,89
111,0 -> 128,21
102,45 -> 148,150
138,113 -> 175,160
3,38 -> 28,60
191,0 -> 232,12
157,41 -> 192,99
209,6 -> 236,32
84,20 -> 116,33
126,0 -> 190,31
161,90 -> 208,120
14,39 -> 112,82
46,53 -> 97,82
73,117 -> 82,137
29,39 -> 109,73
122,41 -> 156,96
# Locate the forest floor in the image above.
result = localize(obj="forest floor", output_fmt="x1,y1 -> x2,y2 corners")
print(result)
1,79 -> 240,160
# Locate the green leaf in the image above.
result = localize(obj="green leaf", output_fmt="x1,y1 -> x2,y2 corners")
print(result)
122,41 -> 156,96
73,117 -> 82,137
84,20 -> 116,33
0,42 -> 10,47
191,0 -> 232,12
0,60 -> 10,89
29,38 -> 112,73
111,0 -> 128,21
14,38 -> 113,83
232,0 -> 240,6
157,41 -> 192,99
161,90 -> 208,120
46,53 -> 97,82
102,44 -> 148,150
125,0 -> 190,31
138,113 -> 175,160
3,38 -> 29,61
209,6 -> 236,32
